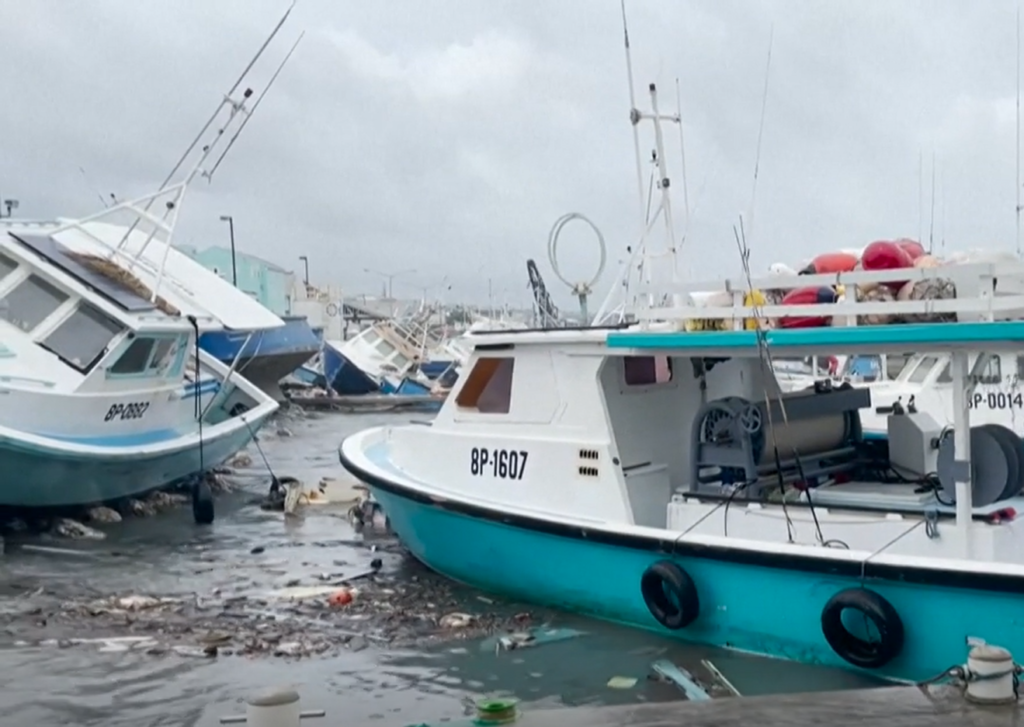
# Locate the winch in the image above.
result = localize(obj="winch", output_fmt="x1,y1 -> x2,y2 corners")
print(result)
688,384 -> 870,497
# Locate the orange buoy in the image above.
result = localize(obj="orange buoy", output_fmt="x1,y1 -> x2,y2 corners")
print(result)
327,588 -> 353,607
800,251 -> 859,275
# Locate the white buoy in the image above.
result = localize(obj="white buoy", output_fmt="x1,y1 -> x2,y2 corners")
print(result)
965,644 -> 1017,705
219,688 -> 325,725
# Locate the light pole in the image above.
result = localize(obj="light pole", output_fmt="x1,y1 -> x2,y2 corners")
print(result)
0,198 -> 19,219
298,255 -> 309,286
364,267 -> 416,299
218,215 -> 237,286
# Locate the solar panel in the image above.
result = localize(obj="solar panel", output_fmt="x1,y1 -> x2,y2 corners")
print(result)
9,232 -> 158,313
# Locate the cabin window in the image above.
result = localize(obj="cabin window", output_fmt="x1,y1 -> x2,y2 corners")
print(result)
888,354 -> 912,379
936,362 -> 953,383
108,337 -> 156,375
41,303 -> 124,373
623,356 -> 673,386
0,253 -> 17,281
908,356 -> 939,383
0,274 -> 69,332
976,354 -> 1001,385
1017,356 -> 1024,380
148,337 -> 179,375
377,339 -> 397,357
391,351 -> 411,370
456,357 -> 514,414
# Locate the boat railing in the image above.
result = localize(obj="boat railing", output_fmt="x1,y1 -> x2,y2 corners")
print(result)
631,261 -> 1024,328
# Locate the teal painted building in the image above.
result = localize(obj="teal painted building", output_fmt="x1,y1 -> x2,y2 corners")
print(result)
177,245 -> 295,316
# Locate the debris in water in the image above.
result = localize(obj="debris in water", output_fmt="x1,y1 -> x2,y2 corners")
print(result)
439,612 -> 475,629
52,518 -> 106,540
606,676 -> 638,689
650,659 -> 712,701
327,589 -> 354,607
482,626 -> 586,654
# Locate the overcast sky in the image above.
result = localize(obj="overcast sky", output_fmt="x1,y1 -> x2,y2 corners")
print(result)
1,0 -> 1022,310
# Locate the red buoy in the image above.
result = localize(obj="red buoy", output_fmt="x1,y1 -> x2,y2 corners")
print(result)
861,240 -> 913,292
893,238 -> 925,261
778,286 -> 837,328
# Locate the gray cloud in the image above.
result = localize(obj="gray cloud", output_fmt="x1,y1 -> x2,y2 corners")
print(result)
1,0 -> 1022,312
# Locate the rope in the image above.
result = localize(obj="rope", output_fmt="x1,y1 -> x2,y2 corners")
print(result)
547,212 -> 607,294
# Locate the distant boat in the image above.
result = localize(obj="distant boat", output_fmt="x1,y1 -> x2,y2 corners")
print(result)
322,318 -> 439,399
198,314 -> 321,402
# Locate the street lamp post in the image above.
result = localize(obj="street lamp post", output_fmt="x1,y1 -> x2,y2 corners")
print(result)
0,198 -> 19,219
364,267 -> 416,299
299,255 -> 309,286
218,215 -> 238,286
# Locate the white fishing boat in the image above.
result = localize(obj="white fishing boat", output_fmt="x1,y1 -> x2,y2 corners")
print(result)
0,7 -> 302,521
340,257 -> 1024,685
339,33 -> 1024,684
0,201 -> 278,519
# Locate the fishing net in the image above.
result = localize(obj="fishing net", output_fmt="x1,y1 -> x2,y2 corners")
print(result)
66,252 -> 181,316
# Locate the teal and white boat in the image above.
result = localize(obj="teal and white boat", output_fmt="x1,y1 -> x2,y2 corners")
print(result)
340,68 -> 1024,682
341,260 -> 1024,683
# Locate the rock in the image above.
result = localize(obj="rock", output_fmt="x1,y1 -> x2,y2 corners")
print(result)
86,506 -> 122,524
146,492 -> 187,511
276,427 -> 293,438
348,636 -> 368,652
52,518 -> 106,540
228,453 -> 253,468
127,499 -> 157,517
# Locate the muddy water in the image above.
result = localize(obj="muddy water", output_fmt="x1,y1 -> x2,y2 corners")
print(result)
0,409 -> 885,726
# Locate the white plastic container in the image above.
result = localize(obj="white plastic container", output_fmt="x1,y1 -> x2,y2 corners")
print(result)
965,644 -> 1016,705
246,688 -> 301,727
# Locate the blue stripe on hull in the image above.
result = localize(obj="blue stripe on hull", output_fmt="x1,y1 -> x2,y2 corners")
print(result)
0,420 -> 267,507
369,486 -> 1024,683
199,316 -> 321,362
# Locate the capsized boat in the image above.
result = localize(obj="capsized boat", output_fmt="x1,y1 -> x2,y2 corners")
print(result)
340,259 -> 1024,684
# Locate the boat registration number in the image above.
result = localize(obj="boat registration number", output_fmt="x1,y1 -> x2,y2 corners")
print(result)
969,392 -> 1024,410
104,401 -> 150,422
470,447 -> 528,480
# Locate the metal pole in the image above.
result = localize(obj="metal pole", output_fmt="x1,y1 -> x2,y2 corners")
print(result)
299,255 -> 309,285
219,215 -> 238,286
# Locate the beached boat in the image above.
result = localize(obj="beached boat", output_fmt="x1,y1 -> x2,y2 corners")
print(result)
0,207 -> 277,516
0,7 -> 301,519
339,54 -> 1024,681
340,259 -> 1024,684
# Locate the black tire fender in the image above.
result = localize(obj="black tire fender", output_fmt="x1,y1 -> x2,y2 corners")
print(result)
820,587 -> 904,669
640,560 -> 699,630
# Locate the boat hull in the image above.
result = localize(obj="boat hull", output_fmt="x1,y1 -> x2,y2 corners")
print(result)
342,447 -> 1023,684
0,419 -> 266,508
322,343 -> 379,395
200,316 -> 321,402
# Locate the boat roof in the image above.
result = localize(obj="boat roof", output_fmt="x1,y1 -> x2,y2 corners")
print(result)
54,220 -> 284,332
463,260 -> 1024,356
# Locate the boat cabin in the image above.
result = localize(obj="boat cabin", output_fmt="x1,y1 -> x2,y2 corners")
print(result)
383,260 -> 1024,563
0,225 -> 194,393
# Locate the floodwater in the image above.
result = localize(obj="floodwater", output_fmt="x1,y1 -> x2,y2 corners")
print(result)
0,409 -> 885,726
